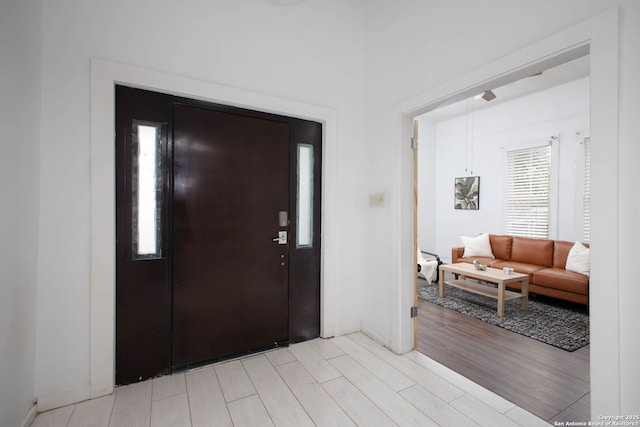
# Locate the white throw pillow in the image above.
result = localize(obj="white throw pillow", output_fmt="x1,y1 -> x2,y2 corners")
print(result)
566,242 -> 590,276
460,233 -> 495,258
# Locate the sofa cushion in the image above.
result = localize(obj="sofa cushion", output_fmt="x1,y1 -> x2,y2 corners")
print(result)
533,268 -> 589,295
491,261 -> 544,284
489,235 -> 512,260
511,237 -> 554,267
553,240 -> 574,268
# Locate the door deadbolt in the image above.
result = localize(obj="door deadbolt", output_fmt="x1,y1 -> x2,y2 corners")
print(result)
279,211 -> 288,227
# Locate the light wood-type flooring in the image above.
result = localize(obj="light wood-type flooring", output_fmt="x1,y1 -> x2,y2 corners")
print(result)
417,295 -> 590,424
32,333 -> 551,427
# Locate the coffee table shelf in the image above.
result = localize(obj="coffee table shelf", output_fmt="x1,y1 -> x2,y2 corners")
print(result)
445,279 -> 525,301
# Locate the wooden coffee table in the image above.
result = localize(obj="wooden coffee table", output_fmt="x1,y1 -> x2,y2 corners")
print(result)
439,263 -> 529,317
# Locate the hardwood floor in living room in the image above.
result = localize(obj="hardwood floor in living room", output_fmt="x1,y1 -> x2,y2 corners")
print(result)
417,290 -> 590,424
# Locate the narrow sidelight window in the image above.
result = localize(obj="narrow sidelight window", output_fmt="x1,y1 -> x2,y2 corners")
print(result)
296,144 -> 314,248
132,120 -> 162,259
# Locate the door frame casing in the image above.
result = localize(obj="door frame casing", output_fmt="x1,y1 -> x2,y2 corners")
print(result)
390,9 -> 619,418
89,59 -> 338,399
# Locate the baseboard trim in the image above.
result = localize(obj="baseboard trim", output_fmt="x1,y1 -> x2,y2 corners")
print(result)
36,384 -> 91,412
19,405 -> 37,427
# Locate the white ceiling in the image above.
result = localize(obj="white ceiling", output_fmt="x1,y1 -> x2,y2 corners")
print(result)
420,54 -> 590,123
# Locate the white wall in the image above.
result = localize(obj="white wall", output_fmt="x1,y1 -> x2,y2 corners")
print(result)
0,0 -> 41,425
364,0 -> 639,416
420,78 -> 589,262
36,0 -> 367,400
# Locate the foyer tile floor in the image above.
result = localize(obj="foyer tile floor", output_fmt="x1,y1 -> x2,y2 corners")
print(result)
31,333 -> 550,427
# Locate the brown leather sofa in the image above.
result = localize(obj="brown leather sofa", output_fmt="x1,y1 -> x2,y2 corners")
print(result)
452,234 -> 589,304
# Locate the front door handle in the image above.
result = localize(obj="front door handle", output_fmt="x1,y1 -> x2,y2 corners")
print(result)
272,231 -> 287,245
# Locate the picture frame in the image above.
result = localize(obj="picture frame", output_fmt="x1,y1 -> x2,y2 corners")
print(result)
455,176 -> 480,210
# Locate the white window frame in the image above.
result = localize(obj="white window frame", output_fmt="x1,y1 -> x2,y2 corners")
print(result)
504,139 -> 558,239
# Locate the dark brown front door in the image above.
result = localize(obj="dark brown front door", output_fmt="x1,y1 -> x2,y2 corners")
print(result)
115,86 -> 322,385
172,105 -> 290,368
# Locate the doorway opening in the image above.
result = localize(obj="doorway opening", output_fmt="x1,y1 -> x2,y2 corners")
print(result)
413,55 -> 591,422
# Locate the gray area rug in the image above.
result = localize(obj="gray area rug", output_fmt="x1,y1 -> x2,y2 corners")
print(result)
418,281 -> 589,351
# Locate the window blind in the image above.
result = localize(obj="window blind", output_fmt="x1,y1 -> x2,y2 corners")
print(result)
583,137 -> 591,243
506,145 -> 551,239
